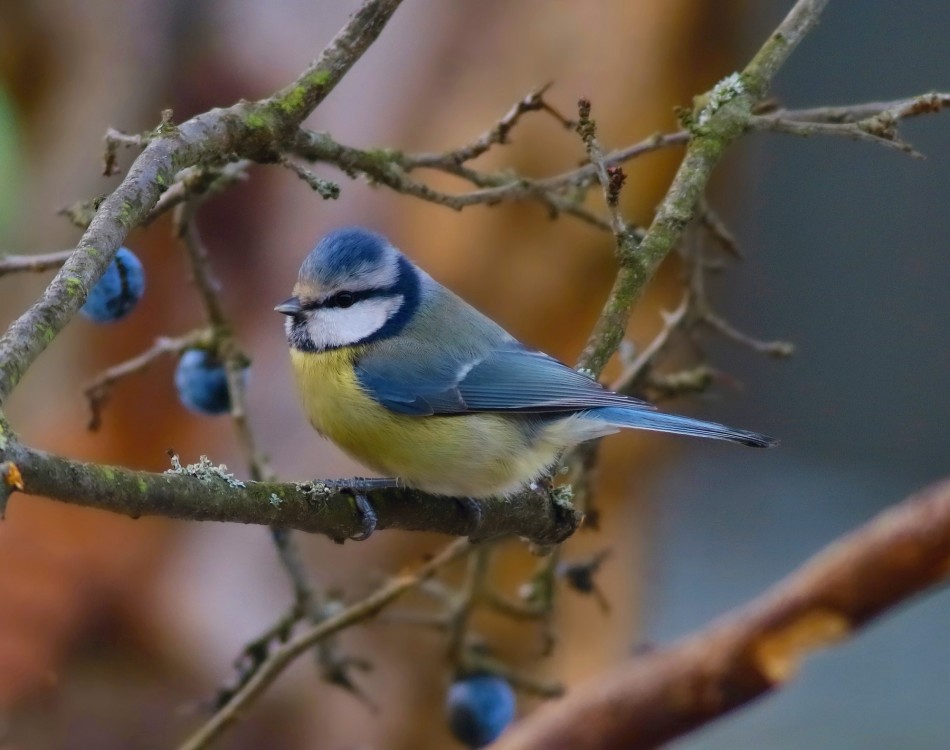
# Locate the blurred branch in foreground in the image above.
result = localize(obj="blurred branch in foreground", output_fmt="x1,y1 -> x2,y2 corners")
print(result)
494,477 -> 950,750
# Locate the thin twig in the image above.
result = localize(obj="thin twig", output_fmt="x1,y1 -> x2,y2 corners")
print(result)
748,92 -> 950,159
749,115 -> 923,157
278,157 -> 341,200
83,330 -> 212,431
0,250 -> 75,277
445,544 -> 492,664
173,204 -> 272,481
571,0 -> 826,379
103,126 -> 151,176
291,123 -> 688,231
575,98 -> 631,239
291,129 -> 613,229
144,161 -> 251,227
610,296 -> 690,394
409,83 -> 574,168
525,100 -> 645,648
178,538 -> 473,750
697,198 -> 742,258
266,527 -> 376,707
701,309 -> 795,358
642,365 -> 716,401
757,92 -> 950,125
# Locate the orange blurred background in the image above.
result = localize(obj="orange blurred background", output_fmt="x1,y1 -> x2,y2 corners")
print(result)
1,2 -> 947,749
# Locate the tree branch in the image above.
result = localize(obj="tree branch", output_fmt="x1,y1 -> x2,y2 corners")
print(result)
0,0 -> 407,405
179,538 -> 474,750
0,430 -> 579,545
577,0 -> 828,376
756,92 -> 950,125
747,92 -> 950,158
494,477 -> 950,750
742,0 -> 830,98
0,250 -> 74,277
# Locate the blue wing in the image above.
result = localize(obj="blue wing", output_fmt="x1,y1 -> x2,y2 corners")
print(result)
349,281 -> 775,448
355,342 -> 652,417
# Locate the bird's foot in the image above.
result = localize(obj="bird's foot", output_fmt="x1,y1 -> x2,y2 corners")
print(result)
346,477 -> 399,542
324,477 -> 400,542
349,476 -> 400,492
454,496 -> 486,542
348,492 -> 378,541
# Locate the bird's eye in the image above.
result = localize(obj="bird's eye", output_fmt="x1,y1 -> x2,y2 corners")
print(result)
332,291 -> 355,308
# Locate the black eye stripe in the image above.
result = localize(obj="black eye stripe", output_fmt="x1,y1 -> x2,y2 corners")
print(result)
302,287 -> 397,310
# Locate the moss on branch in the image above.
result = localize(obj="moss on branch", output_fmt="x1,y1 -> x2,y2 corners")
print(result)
0,433 -> 579,545
0,0 -> 407,406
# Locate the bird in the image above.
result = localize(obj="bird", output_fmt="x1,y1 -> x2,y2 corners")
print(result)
277,227 -> 775,510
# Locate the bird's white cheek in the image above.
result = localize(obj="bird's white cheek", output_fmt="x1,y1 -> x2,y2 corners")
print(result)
307,296 -> 403,349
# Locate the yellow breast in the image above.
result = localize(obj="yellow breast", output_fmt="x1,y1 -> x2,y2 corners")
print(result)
288,348 -> 565,497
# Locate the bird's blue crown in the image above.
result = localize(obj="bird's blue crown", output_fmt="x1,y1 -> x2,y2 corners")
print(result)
299,227 -> 396,288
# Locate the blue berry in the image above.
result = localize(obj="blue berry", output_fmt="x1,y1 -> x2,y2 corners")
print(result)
446,675 -> 516,748
80,246 -> 145,322
175,349 -> 245,415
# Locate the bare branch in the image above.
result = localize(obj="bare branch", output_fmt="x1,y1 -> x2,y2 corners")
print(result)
610,296 -> 690,394
0,431 -> 579,545
759,92 -> 950,124
701,309 -> 795,358
179,538 -> 474,750
278,157 -> 341,200
494,477 -> 950,750
83,330 -> 212,431
572,0 -> 829,378
0,0 -> 408,406
409,83 -> 575,168
445,545 -> 492,664
749,92 -> 950,157
575,98 -> 633,240
0,250 -> 74,277
290,129 -> 614,229
103,125 -> 151,176
749,115 -> 923,157
742,0 -> 831,98
143,161 -> 251,227
697,198 -> 742,258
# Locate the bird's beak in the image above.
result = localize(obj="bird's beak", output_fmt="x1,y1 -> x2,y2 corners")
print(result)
274,296 -> 303,316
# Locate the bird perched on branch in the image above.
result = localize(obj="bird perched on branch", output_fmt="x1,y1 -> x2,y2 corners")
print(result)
277,227 -> 774,511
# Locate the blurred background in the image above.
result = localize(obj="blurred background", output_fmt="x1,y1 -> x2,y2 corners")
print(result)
0,1 -> 947,748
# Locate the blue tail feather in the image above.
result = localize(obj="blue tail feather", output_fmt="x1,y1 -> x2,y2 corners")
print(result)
589,406 -> 777,448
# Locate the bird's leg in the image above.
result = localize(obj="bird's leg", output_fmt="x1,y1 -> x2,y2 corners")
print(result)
348,492 -> 378,541
327,477 -> 399,542
348,477 -> 401,491
348,477 -> 400,540
454,496 -> 485,541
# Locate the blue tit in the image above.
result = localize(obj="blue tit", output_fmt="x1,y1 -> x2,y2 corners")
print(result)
276,227 -> 775,500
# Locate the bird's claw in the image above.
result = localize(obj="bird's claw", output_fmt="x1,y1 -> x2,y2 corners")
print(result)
349,492 -> 378,541
454,496 -> 486,542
